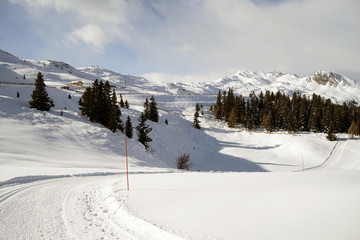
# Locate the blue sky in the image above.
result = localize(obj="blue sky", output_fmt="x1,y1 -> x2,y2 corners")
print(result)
1,0 -> 359,81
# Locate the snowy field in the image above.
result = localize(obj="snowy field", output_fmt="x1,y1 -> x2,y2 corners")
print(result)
1,50 -> 360,239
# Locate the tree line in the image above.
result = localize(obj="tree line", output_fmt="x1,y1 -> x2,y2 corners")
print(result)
211,89 -> 360,136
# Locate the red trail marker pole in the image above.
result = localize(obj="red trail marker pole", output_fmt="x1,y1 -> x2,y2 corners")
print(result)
125,135 -> 129,190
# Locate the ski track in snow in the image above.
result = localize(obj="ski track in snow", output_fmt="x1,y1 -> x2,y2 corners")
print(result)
0,175 -> 184,240
303,139 -> 347,171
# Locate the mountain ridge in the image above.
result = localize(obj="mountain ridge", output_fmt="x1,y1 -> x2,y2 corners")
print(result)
1,49 -> 359,103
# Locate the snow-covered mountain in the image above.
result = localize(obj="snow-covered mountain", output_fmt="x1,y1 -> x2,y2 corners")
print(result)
1,49 -> 359,103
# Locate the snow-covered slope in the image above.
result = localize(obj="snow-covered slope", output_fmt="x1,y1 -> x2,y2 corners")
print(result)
1,49 -> 360,240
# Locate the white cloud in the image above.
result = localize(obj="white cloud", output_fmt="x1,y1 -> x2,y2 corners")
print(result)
67,24 -> 112,51
7,0 -> 360,78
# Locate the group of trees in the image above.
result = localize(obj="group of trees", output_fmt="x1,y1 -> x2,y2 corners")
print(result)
79,79 -> 123,133
78,80 -> 159,150
143,96 -> 159,122
211,89 -> 360,137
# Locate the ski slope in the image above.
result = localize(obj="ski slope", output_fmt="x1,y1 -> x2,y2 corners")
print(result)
1,49 -> 360,239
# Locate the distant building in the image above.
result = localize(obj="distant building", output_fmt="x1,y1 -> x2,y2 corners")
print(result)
70,81 -> 83,88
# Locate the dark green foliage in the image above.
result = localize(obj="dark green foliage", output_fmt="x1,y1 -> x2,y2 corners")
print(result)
193,104 -> 201,129
213,90 -> 223,120
68,94 -> 71,99
119,94 -> 125,108
29,72 -> 54,111
176,153 -> 192,170
148,96 -> 159,122
79,79 -> 123,132
125,116 -> 133,138
23,74 -> 26,79
108,89 -> 124,133
143,97 -> 150,119
125,100 -> 129,109
136,113 -> 152,150
212,89 -> 360,134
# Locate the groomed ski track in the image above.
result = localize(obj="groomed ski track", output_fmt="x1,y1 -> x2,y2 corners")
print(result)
0,174 -> 184,240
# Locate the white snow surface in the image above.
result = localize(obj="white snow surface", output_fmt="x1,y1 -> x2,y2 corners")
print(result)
1,49 -> 360,239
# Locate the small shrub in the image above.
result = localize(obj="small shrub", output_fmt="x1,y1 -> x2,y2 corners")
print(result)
176,153 -> 192,170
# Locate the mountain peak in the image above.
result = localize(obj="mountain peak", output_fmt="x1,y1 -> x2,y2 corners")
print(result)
306,70 -> 353,87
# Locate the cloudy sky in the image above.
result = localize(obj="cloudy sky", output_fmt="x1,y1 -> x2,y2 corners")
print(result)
1,0 -> 359,81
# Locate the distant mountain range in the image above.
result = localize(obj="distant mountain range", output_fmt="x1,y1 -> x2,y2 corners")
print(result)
1,49 -> 359,103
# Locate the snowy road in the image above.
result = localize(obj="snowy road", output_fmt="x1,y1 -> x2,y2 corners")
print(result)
0,175 -> 183,240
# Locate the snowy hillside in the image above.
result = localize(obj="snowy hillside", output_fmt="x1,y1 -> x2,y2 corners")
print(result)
1,49 -> 360,239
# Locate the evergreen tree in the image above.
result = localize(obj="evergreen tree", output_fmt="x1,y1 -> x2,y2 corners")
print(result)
326,122 -> 337,141
244,100 -> 253,130
119,94 -> 125,108
125,116 -> 133,138
165,119 -> 168,125
263,109 -> 275,132
356,121 -> 360,136
23,74 -> 26,79
143,97 -> 150,119
348,120 -> 357,138
227,108 -> 237,128
223,88 -> 234,121
148,96 -> 159,122
108,89 -> 123,133
125,100 -> 129,109
193,104 -> 201,129
213,90 -> 223,120
29,72 -> 54,111
16,92 -> 20,98
68,94 -> 71,99
136,113 -> 152,150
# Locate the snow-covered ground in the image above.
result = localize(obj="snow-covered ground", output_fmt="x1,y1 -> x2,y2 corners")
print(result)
1,49 -> 360,239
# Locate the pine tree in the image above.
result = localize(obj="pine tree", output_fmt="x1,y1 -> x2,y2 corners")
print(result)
68,94 -> 71,99
148,96 -> 159,122
125,116 -> 133,138
143,97 -> 150,119
108,89 -> 123,133
119,94 -> 125,108
193,104 -> 201,129
165,119 -> 168,125
326,122 -> 337,141
227,108 -> 237,128
23,74 -> 26,79
125,100 -> 129,109
213,90 -> 223,120
263,109 -> 275,132
16,92 -> 20,98
29,72 -> 54,111
136,113 -> 152,150
356,121 -> 360,136
348,120 -> 357,138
